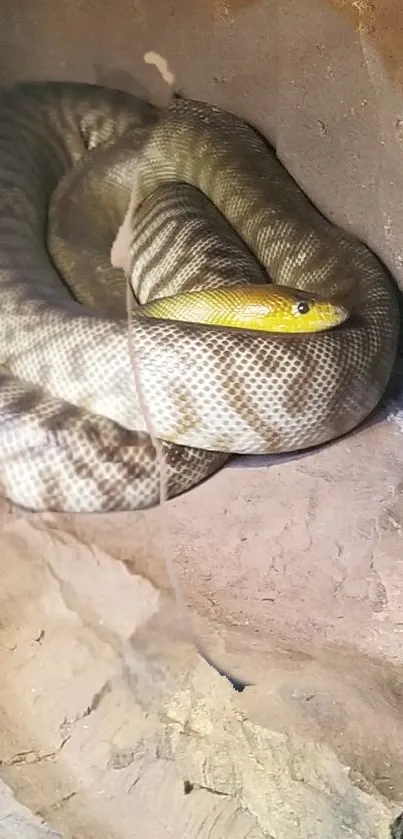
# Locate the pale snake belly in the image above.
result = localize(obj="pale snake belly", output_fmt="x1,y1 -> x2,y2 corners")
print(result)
0,81 -> 398,512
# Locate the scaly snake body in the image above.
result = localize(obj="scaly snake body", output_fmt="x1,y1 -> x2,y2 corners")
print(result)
0,81 -> 398,512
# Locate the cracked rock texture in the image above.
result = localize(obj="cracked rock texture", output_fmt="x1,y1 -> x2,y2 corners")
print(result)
1,0 -> 403,837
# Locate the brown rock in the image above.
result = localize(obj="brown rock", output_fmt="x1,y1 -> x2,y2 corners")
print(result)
1,0 -> 403,836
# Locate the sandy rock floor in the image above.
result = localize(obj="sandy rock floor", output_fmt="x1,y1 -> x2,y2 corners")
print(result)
1,397 -> 403,837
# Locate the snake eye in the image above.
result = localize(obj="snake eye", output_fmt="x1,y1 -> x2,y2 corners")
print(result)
296,300 -> 310,315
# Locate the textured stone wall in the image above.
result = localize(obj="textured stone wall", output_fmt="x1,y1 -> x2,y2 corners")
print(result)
1,2 -> 403,837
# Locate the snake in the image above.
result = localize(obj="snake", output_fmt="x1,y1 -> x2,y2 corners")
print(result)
0,80 -> 399,513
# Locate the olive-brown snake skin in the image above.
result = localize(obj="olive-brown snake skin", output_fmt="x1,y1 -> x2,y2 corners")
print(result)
0,80 -> 399,512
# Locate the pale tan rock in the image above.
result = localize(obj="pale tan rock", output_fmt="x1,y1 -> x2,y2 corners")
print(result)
1,410 -> 402,837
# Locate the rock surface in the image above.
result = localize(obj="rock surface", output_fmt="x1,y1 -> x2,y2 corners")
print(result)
1,0 -> 403,837
1,401 -> 403,837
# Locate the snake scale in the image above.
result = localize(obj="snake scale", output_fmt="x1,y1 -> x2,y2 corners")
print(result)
0,80 -> 399,512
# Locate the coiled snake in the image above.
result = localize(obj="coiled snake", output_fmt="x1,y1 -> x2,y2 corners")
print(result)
0,81 -> 398,512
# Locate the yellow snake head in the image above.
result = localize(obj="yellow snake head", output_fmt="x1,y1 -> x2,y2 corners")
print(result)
139,283 -> 350,334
